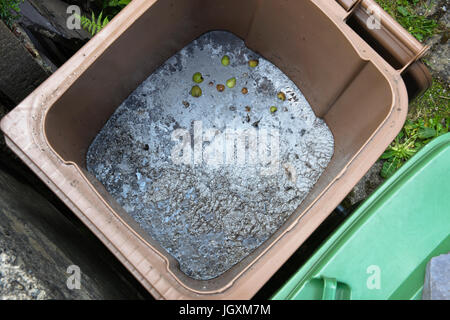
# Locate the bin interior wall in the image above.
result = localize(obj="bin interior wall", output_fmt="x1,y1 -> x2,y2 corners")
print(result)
44,0 -> 392,290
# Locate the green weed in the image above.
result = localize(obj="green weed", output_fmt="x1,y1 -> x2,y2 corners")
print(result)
375,0 -> 448,178
376,0 -> 438,41
381,89 -> 449,178
78,0 -> 131,36
0,0 -> 23,27
77,11 -> 109,36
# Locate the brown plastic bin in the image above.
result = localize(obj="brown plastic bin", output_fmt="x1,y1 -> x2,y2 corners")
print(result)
1,0 -> 431,299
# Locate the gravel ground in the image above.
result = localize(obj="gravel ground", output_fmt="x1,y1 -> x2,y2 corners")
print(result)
421,0 -> 449,84
87,31 -> 334,280
0,250 -> 47,300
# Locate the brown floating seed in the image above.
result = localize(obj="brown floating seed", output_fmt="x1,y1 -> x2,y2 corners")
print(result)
277,91 -> 286,101
242,87 -> 248,95
216,84 -> 225,92
245,106 -> 251,112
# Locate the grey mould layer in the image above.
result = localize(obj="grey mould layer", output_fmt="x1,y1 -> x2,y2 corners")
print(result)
87,31 -> 334,280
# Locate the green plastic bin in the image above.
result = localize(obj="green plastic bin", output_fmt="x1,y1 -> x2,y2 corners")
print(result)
272,133 -> 450,300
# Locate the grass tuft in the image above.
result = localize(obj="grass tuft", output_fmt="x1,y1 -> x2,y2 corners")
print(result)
375,0 -> 448,178
376,0 -> 438,41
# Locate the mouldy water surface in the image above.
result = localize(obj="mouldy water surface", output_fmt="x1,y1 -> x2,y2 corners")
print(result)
86,31 -> 334,280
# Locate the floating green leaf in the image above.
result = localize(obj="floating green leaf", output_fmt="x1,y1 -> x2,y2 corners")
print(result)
226,77 -> 236,88
221,55 -> 230,66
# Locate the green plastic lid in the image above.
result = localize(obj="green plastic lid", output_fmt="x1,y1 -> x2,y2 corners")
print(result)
272,133 -> 450,300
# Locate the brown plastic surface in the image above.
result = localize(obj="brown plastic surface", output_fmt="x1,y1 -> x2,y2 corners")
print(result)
1,0 -> 431,299
337,0 -> 360,11
344,0 -> 431,99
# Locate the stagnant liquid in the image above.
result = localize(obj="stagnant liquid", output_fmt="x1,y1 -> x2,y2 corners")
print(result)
87,31 -> 334,280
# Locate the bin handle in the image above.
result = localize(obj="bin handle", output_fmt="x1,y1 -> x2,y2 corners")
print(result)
339,0 -> 430,74
321,277 -> 338,300
398,45 -> 429,74
343,0 -> 363,16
